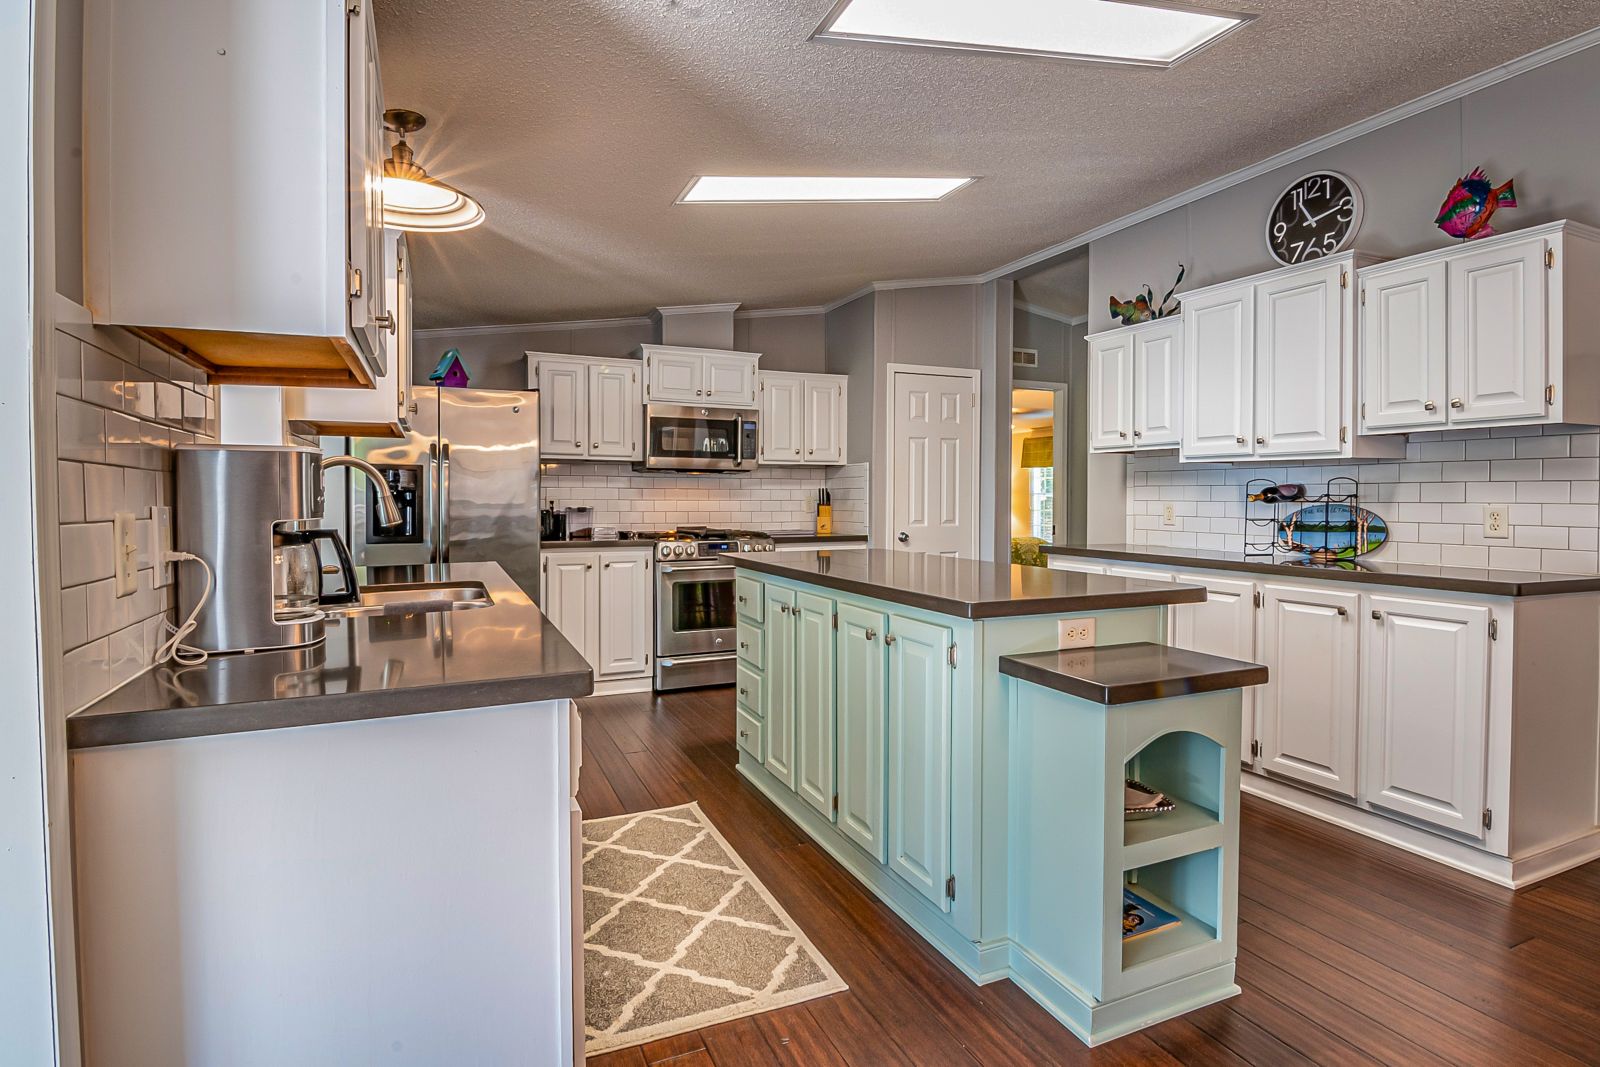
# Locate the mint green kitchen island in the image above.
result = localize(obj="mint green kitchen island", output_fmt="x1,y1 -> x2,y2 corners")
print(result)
728,549 -> 1267,1046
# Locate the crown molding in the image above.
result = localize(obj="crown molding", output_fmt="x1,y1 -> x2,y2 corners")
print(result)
820,274 -> 990,315
653,302 -> 741,317
415,316 -> 653,338
734,305 -> 830,320
1014,302 -> 1087,326
980,24 -> 1600,283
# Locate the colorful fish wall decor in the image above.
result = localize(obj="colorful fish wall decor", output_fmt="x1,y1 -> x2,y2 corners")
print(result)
1110,264 -> 1185,326
1435,168 -> 1518,241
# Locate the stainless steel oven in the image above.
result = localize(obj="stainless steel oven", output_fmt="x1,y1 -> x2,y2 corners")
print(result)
653,532 -> 774,689
639,404 -> 759,473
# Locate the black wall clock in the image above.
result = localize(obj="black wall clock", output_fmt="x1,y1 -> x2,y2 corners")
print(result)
1266,171 -> 1363,266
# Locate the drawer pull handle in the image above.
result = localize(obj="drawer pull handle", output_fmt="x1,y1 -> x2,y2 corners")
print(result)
1371,610 -> 1383,620
1235,436 -> 1246,445
739,687 -> 748,697
740,642 -> 747,650
1256,436 -> 1266,445
1423,401 -> 1437,412
738,595 -> 747,604
1450,398 -> 1464,409
738,729 -> 749,741
1336,606 -> 1348,617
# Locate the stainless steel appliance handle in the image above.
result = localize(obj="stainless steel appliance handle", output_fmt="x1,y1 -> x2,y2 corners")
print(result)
661,564 -> 736,581
438,440 -> 452,563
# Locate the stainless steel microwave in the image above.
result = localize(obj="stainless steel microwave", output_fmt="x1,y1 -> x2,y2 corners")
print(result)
638,404 -> 759,473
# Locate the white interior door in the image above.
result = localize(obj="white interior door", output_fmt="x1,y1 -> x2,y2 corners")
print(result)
889,369 -> 979,558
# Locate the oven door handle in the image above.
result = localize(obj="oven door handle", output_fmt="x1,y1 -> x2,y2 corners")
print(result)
660,565 -> 736,580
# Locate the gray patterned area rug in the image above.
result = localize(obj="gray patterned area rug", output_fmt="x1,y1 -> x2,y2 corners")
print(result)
582,802 -> 847,1056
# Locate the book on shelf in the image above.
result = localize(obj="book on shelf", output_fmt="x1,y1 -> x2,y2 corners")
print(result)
1122,887 -> 1182,942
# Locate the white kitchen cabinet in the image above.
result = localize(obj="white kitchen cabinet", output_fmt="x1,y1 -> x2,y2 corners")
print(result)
541,547 -> 653,691
85,0 -> 388,387
758,371 -> 848,465
1357,222 -> 1600,433
1255,263 -> 1344,456
1258,583 -> 1361,797
527,353 -> 642,461
286,229 -> 413,438
1180,254 -> 1403,463
1181,285 -> 1254,459
1173,574 -> 1259,766
1362,595 -> 1491,838
1087,332 -> 1133,451
640,345 -> 760,407
1087,319 -> 1182,453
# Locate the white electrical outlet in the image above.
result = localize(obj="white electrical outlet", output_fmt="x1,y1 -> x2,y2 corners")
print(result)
1162,502 -> 1177,527
1484,505 -> 1509,539
151,506 -> 173,587
112,511 -> 138,596
1059,617 -> 1096,649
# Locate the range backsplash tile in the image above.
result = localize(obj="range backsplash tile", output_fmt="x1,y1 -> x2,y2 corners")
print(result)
539,461 -> 868,536
1124,426 -> 1600,574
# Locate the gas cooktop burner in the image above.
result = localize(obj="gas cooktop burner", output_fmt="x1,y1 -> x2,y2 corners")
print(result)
656,527 -> 775,561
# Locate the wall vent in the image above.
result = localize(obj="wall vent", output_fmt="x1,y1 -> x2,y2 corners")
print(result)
1012,347 -> 1039,368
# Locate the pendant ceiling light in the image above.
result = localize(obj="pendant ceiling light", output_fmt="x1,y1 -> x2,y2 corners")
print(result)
382,109 -> 485,233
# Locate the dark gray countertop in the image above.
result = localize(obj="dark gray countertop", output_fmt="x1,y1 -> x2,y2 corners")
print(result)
68,562 -> 593,750
1001,642 -> 1268,705
1044,544 -> 1600,597
541,531 -> 868,550
726,549 -> 1204,620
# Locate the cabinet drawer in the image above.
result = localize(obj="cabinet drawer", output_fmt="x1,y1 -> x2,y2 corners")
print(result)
736,661 -> 763,716
737,622 -> 765,668
736,577 -> 764,623
735,707 -> 764,761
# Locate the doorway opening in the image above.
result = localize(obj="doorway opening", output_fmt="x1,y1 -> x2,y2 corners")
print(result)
1010,385 -> 1067,566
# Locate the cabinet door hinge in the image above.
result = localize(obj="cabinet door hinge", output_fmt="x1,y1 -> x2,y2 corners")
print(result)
1547,247 -> 1556,270
1340,269 -> 1348,289
1253,589 -> 1263,609
948,643 -> 957,668
1488,618 -> 1498,641
832,795 -> 839,815
1483,808 -> 1494,830
832,612 -> 838,631
945,875 -> 957,901
1361,401 -> 1366,420
1547,384 -> 1556,407
349,265 -> 363,300
1360,286 -> 1366,306
347,0 -> 361,15
1250,739 -> 1262,759
1340,425 -> 1348,444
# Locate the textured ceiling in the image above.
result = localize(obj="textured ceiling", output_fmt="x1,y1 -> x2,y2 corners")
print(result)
375,0 -> 1600,329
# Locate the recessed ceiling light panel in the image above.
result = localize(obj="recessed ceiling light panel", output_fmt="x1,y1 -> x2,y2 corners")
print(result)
679,175 -> 975,204
814,0 -> 1253,68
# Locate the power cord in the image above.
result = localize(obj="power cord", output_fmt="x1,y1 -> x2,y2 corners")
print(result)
155,551 -> 214,666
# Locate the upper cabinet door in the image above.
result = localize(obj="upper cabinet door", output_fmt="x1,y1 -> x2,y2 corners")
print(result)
1255,264 -> 1344,456
1087,333 -> 1134,451
1447,236 -> 1548,424
646,351 -> 703,403
759,373 -> 805,463
704,354 -> 758,407
1181,286 -> 1255,459
1362,595 -> 1490,838
1361,261 -> 1448,431
347,0 -> 386,367
1258,583 -> 1361,798
1133,320 -> 1183,448
536,359 -> 589,459
588,363 -> 641,460
803,378 -> 846,464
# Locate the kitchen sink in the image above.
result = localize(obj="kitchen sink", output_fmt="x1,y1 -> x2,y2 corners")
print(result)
324,580 -> 494,617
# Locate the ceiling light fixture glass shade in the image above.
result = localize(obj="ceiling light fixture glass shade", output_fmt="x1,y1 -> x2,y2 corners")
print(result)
814,0 -> 1252,68
679,175 -> 974,203
381,109 -> 485,233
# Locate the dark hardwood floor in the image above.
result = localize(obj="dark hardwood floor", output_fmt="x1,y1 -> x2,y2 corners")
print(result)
577,687 -> 1600,1066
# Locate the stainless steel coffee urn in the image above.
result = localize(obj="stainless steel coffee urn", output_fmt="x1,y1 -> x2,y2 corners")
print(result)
175,444 -> 359,655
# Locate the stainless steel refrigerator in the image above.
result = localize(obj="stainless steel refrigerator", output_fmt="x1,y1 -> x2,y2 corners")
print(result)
346,386 -> 542,600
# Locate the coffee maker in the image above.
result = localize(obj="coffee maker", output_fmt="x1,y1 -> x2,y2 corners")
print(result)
175,444 -> 360,655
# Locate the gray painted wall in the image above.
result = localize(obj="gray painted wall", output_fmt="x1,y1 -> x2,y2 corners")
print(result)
824,294 -> 875,466
734,313 -> 827,373
1082,40 -> 1600,541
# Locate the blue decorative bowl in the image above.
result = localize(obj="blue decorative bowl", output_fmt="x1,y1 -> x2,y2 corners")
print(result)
1276,503 -> 1387,559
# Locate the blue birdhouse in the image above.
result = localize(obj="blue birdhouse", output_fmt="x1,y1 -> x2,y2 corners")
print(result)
429,348 -> 471,389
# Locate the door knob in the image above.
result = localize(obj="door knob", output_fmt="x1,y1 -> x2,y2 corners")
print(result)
1371,610 -> 1383,620
1336,606 -> 1348,617
1450,398 -> 1464,409
374,312 -> 396,335
897,532 -> 909,543
1424,401 -> 1437,412
884,634 -> 897,646
1235,436 -> 1246,445
1256,436 -> 1266,445
1118,431 -> 1128,439
865,628 -> 876,641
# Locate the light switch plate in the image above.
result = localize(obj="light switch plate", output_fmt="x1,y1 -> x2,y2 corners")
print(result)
1162,503 -> 1177,527
151,506 -> 173,586
1484,505 -> 1509,539
113,511 -> 138,596
1059,617 -> 1096,648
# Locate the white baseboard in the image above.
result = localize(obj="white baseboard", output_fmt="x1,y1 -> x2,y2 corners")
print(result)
589,676 -> 651,697
1241,775 -> 1600,888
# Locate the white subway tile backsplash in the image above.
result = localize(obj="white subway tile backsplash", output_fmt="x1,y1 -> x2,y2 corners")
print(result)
1514,436 -> 1570,458
1464,438 -> 1516,460
1544,458 -> 1600,481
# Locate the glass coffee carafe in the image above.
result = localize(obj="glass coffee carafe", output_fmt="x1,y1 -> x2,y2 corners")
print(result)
272,529 -> 359,620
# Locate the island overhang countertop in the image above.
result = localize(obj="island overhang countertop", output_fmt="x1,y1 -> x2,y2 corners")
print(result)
67,560 -> 593,750
725,548 -> 1205,619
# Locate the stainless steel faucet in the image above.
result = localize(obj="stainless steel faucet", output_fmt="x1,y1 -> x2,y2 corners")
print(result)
323,455 -> 403,528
